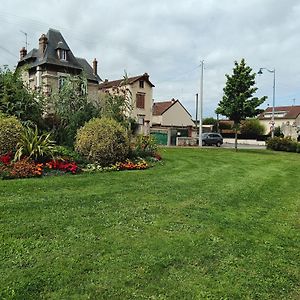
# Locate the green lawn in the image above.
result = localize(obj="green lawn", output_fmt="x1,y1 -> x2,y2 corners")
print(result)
0,148 -> 299,299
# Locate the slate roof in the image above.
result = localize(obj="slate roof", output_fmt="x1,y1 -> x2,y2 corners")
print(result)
258,105 -> 300,119
99,73 -> 155,89
153,99 -> 192,117
17,28 -> 100,83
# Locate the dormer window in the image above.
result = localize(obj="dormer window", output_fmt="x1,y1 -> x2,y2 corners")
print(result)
57,49 -> 67,60
56,41 -> 68,61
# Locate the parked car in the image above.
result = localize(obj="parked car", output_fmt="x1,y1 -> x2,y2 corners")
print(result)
201,133 -> 223,147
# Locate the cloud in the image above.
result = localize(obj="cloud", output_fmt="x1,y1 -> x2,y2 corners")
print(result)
1,0 -> 300,117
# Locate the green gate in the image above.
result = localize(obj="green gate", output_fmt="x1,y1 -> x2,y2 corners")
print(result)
151,132 -> 168,145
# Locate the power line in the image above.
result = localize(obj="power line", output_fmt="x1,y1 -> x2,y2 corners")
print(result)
0,45 -> 18,58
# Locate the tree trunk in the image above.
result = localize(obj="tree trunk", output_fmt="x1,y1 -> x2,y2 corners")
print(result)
235,126 -> 238,151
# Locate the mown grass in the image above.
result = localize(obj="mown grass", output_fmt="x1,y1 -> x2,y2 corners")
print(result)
0,148 -> 299,299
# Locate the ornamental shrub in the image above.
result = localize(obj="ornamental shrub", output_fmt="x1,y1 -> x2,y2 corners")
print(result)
131,135 -> 158,158
0,115 -> 23,155
266,137 -> 299,153
14,126 -> 56,162
75,117 -> 129,166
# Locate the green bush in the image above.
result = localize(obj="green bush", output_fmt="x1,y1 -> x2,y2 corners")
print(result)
266,137 -> 299,153
14,126 -> 56,162
131,135 -> 158,158
75,118 -> 129,166
0,115 -> 23,155
240,119 -> 265,138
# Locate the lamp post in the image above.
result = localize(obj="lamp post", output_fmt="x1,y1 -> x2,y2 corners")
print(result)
258,67 -> 276,138
198,60 -> 204,147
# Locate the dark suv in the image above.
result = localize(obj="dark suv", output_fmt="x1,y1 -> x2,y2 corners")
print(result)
201,133 -> 223,147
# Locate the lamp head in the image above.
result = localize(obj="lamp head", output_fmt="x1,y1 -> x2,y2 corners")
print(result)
257,68 -> 263,75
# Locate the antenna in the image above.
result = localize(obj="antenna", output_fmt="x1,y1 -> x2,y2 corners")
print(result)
20,30 -> 29,50
292,98 -> 295,106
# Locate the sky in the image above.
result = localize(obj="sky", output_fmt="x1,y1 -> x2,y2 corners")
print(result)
1,0 -> 300,118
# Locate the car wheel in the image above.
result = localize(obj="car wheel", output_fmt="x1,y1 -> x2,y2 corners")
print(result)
202,141 -> 206,146
216,141 -> 221,147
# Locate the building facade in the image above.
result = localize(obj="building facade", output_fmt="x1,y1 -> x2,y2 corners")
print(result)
16,28 -> 101,99
99,73 -> 154,135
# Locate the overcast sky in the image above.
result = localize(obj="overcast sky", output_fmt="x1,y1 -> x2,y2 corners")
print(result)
1,0 -> 300,118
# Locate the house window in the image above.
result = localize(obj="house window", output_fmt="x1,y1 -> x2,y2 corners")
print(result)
138,115 -> 145,125
136,93 -> 145,109
139,80 -> 144,88
58,77 -> 66,91
57,49 -> 67,60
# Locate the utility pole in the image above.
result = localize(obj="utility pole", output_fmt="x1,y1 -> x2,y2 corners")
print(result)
198,60 -> 204,147
195,93 -> 198,130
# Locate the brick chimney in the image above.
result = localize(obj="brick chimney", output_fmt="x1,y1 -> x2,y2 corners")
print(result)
39,34 -> 48,55
92,58 -> 98,76
19,47 -> 27,60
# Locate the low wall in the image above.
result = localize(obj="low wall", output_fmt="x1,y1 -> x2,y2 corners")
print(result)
177,137 -> 198,146
224,138 -> 265,146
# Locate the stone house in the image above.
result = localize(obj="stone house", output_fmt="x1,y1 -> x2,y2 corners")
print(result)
16,28 -> 101,99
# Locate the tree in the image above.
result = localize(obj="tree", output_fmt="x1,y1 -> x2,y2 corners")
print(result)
46,74 -> 100,147
99,73 -> 134,132
202,117 -> 218,132
0,66 -> 43,126
216,59 -> 266,150
240,119 -> 265,138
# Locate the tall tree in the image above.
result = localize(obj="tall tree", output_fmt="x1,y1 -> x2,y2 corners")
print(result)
216,59 -> 266,150
0,66 -> 43,126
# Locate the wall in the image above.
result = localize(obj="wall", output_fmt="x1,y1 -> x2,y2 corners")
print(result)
161,102 -> 194,127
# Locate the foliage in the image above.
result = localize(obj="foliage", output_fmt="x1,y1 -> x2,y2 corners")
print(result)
0,158 -> 43,179
0,66 -> 43,125
0,114 -> 23,155
75,117 -> 129,166
202,117 -> 218,132
131,135 -> 158,158
240,119 -> 265,138
47,74 -> 100,147
216,59 -> 267,149
100,73 -> 133,130
46,159 -> 79,174
273,126 -> 283,137
83,158 -> 149,172
14,126 -> 56,162
53,145 -> 86,163
266,136 -> 299,153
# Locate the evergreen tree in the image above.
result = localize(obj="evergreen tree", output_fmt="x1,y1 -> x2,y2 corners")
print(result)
216,59 -> 266,150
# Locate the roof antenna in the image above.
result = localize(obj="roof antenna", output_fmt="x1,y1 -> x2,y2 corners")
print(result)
20,30 -> 29,50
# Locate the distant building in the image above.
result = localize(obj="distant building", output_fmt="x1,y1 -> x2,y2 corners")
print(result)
258,105 -> 300,134
16,28 -> 101,99
151,99 -> 195,145
99,73 -> 154,135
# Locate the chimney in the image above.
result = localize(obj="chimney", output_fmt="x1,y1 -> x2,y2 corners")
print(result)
39,34 -> 48,55
143,72 -> 149,79
92,58 -> 98,76
19,47 -> 27,60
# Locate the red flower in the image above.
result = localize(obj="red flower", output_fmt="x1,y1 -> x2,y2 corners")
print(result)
0,152 -> 13,165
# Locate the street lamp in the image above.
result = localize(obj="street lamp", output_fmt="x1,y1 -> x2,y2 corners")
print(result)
258,67 -> 276,138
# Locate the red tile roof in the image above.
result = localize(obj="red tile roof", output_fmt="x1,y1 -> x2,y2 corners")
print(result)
258,105 -> 300,119
152,100 -> 176,115
153,99 -> 192,117
99,73 -> 154,89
